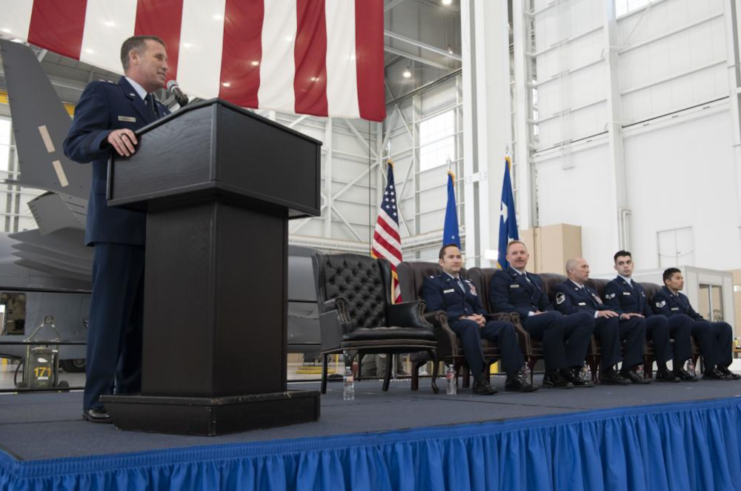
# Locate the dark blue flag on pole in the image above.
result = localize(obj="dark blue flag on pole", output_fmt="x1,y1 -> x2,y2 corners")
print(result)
442,170 -> 461,248
497,156 -> 519,269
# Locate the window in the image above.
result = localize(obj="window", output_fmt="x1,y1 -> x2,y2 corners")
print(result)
419,110 -> 455,172
615,0 -> 653,17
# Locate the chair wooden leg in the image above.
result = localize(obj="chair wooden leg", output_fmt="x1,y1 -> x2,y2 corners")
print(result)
321,354 -> 329,394
382,352 -> 393,391
411,360 -> 421,391
589,356 -> 599,383
428,350 -> 439,394
528,356 -> 537,385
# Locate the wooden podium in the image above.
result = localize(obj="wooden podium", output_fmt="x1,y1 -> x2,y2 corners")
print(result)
100,100 -> 321,436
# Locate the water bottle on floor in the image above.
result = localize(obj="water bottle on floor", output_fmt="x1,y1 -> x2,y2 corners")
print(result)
636,364 -> 645,379
686,358 -> 696,378
580,363 -> 590,383
446,364 -> 457,395
343,366 -> 355,401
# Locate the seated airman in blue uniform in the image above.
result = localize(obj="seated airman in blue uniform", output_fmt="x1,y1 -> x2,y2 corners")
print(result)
423,244 -> 537,395
604,251 -> 694,383
653,268 -> 740,380
553,258 -> 647,385
489,241 -> 595,389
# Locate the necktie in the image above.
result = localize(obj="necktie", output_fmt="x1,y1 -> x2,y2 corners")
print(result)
147,94 -> 157,117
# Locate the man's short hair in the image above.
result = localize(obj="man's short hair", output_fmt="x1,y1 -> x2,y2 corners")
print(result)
613,250 -> 632,263
565,257 -> 580,273
506,240 -> 527,255
121,35 -> 165,71
663,267 -> 682,285
439,243 -> 460,260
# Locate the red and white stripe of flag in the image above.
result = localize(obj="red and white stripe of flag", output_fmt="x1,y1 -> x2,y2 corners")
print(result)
372,208 -> 402,303
2,0 -> 385,122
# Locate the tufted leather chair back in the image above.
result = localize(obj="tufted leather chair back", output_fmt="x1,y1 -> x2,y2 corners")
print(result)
641,282 -> 662,303
586,278 -> 609,298
539,273 -> 567,303
397,261 -> 469,304
467,268 -> 496,313
313,253 -> 388,331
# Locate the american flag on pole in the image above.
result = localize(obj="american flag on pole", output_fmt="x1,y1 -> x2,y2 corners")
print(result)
372,161 -> 402,303
2,0 -> 385,122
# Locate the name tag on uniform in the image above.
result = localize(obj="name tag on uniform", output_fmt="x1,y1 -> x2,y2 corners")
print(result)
671,307 -> 679,311
578,302 -> 586,306
118,116 -> 136,122
444,289 -> 455,294
510,284 -> 520,289
623,292 -> 631,296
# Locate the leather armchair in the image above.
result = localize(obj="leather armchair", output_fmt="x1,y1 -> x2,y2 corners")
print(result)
539,273 -> 600,380
467,268 -> 537,380
640,281 -> 701,375
399,262 -> 526,388
313,253 -> 439,394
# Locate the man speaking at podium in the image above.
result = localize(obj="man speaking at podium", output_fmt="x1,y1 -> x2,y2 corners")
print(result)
64,36 -> 170,423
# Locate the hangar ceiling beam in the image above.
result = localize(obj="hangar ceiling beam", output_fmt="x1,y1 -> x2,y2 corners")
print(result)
385,30 -> 462,61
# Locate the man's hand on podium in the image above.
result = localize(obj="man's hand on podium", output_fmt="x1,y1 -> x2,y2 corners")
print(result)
107,128 -> 138,157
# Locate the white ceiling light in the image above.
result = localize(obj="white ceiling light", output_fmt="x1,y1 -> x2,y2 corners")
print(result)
442,0 -> 452,5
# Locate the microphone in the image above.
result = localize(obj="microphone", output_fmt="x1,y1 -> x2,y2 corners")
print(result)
166,80 -> 189,107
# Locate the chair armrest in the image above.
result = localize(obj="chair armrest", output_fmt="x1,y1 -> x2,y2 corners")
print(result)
486,311 -> 531,357
422,310 -> 457,359
386,301 -> 430,329
319,310 -> 343,352
319,297 -> 352,352
321,297 -> 350,324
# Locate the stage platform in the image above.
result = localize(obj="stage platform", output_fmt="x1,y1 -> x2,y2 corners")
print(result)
2,376 -> 741,490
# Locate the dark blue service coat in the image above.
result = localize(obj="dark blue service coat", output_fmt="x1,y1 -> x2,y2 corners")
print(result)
423,272 -> 525,375
64,76 -> 170,246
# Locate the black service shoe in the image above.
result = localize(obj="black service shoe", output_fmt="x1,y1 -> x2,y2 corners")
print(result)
654,368 -> 679,383
717,366 -> 741,380
542,370 -> 574,389
703,368 -> 733,380
472,379 -> 498,395
505,373 -> 539,393
673,367 -> 699,382
82,407 -> 112,424
560,368 -> 594,388
621,369 -> 653,384
601,369 -> 631,386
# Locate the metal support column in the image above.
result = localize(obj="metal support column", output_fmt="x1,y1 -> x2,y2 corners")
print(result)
513,0 -> 535,231
603,0 -> 630,251
460,0 -> 512,267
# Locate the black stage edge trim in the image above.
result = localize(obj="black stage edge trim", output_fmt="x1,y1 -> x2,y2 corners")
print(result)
101,390 -> 321,436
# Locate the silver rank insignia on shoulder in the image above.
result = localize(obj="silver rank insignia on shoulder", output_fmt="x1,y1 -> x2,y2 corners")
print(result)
444,289 -> 455,294
510,284 -> 519,288
606,293 -> 616,299
556,292 -> 565,305
656,301 -> 666,308
623,292 -> 631,295
671,307 -> 679,311
578,302 -> 586,306
118,116 -> 136,122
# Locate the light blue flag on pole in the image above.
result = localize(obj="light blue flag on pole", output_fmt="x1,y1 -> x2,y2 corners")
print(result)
497,156 -> 519,269
442,170 -> 461,248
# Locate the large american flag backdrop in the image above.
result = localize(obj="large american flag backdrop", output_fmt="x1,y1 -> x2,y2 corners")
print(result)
2,0 -> 385,122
